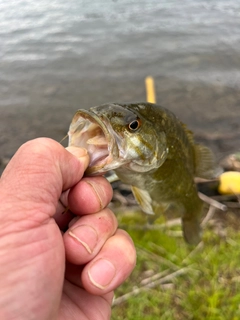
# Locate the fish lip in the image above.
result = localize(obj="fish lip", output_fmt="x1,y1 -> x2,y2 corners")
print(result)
68,109 -> 118,175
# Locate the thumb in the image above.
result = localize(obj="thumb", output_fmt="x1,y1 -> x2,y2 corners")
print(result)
0,138 -> 89,229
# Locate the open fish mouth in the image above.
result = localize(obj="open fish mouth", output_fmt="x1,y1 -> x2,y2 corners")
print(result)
68,110 -> 121,175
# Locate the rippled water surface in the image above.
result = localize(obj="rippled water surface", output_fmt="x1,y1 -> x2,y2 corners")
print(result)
0,0 -> 240,159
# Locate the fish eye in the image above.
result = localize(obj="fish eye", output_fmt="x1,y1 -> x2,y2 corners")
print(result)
128,119 -> 141,131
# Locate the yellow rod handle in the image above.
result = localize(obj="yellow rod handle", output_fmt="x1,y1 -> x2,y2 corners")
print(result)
145,76 -> 156,103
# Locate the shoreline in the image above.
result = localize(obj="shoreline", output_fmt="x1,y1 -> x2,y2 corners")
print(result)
1,76 -> 240,162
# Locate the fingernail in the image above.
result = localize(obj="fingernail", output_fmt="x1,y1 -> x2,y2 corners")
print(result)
84,180 -> 104,210
68,225 -> 98,254
66,146 -> 88,157
66,147 -> 89,170
88,259 -> 116,289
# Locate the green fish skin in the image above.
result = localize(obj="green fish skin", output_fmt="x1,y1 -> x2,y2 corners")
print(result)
68,102 -> 215,245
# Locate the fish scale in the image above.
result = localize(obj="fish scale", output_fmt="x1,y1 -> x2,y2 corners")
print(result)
68,102 -> 215,245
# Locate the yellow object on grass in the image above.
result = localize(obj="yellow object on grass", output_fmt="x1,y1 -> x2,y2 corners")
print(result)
145,76 -> 156,103
218,171 -> 240,194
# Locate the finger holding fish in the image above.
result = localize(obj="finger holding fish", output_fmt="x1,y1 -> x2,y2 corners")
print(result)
54,144 -> 113,230
68,176 -> 113,215
53,176 -> 112,229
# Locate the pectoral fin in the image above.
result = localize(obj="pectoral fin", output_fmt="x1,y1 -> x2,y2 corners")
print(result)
131,186 -> 154,215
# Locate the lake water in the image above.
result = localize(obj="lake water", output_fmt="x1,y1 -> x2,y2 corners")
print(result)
1,0 -> 240,160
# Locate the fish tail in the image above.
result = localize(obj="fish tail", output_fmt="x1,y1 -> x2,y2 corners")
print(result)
182,216 -> 202,245
181,191 -> 203,245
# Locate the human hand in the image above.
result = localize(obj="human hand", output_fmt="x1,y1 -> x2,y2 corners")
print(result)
0,138 -> 136,320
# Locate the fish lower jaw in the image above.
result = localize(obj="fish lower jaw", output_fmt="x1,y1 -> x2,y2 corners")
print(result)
86,153 -> 113,175
86,155 -> 130,176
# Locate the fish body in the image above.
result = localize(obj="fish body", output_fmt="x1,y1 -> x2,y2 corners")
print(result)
68,102 -> 214,244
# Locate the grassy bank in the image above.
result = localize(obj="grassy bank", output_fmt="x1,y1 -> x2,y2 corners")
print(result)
111,208 -> 240,320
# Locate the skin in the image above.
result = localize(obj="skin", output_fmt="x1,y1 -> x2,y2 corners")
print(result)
73,103 -> 214,244
0,138 -> 136,320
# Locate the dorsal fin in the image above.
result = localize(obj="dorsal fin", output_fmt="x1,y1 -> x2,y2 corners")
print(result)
181,122 -> 216,179
180,122 -> 195,144
194,144 -> 215,179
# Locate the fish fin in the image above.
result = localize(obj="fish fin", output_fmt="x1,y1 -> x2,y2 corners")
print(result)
152,202 -> 171,216
194,144 -> 215,179
182,217 -> 202,245
131,186 -> 154,215
181,123 -> 216,179
146,202 -> 171,224
181,123 -> 195,144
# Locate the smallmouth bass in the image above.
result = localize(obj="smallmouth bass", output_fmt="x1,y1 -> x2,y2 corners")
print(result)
68,102 -> 215,245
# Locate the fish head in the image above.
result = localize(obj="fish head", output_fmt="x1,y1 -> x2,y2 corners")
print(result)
68,103 -> 168,175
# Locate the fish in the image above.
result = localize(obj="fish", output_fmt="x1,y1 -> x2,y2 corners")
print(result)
68,102 -> 215,245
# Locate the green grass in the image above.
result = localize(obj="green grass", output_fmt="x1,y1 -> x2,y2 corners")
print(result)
111,208 -> 240,320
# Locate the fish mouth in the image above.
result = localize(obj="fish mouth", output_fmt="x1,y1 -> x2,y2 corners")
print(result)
68,109 -> 122,175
